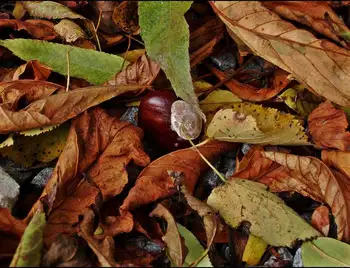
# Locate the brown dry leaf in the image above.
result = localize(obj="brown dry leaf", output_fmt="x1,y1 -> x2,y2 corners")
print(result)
0,19 -> 57,40
112,1 -> 139,35
322,150 -> 350,177
41,235 -> 92,267
150,204 -> 188,266
90,1 -> 119,34
0,208 -> 27,238
11,60 -> 51,81
96,211 -> 134,240
0,84 -> 144,134
311,205 -> 330,236
211,1 -> 350,107
262,1 -> 350,47
308,101 -> 350,150
121,140 -> 237,211
254,151 -> 350,242
209,66 -> 291,101
29,108 -> 149,245
108,54 -> 160,87
79,209 -> 117,267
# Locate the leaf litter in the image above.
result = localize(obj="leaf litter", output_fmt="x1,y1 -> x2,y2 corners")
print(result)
0,1 -> 350,267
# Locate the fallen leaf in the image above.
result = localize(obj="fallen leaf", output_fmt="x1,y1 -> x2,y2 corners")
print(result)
211,1 -> 350,107
242,234 -> 268,266
322,150 -> 350,177
30,108 -> 149,245
177,223 -> 213,267
311,205 -> 330,236
308,101 -> 350,150
199,90 -> 241,115
0,84 -> 143,133
78,209 -> 117,267
108,54 -> 160,87
121,140 -> 236,211
279,85 -> 322,118
21,1 -> 85,20
90,1 -> 119,34
0,123 -> 69,167
207,179 -> 320,247
0,39 -> 127,85
209,66 -> 290,101
96,212 -> 133,240
139,1 -> 202,115
54,19 -> 85,43
12,2 -> 26,20
10,209 -> 46,267
259,151 -> 350,241
150,204 -> 188,266
41,235 -> 92,267
0,19 -> 57,40
11,60 -> 51,81
112,1 -> 139,35
206,102 -> 309,145
0,208 -> 27,238
262,1 -> 350,47
301,237 -> 350,266
120,49 -> 146,63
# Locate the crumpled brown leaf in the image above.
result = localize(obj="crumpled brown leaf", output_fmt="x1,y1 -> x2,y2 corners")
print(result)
211,1 -> 350,107
0,84 -> 144,134
235,151 -> 350,242
311,205 -> 330,236
28,108 -> 149,245
108,54 -> 160,87
78,209 -> 117,267
0,19 -> 57,40
96,211 -> 134,240
209,66 -> 290,101
90,1 -> 119,34
112,1 -> 139,35
308,101 -> 350,150
150,203 -> 188,267
121,140 -> 236,211
0,208 -> 27,238
262,1 -> 350,47
1,61 -> 51,83
322,150 -> 350,177
41,234 -> 92,267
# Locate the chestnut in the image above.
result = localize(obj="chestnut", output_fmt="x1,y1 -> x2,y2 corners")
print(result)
138,91 -> 202,152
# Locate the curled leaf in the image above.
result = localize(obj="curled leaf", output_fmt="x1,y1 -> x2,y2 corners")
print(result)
150,204 -> 188,266
54,19 -> 85,43
0,208 -> 27,238
308,101 -> 350,150
322,150 -> 350,177
311,206 -> 330,236
207,102 -> 308,145
121,140 -> 236,211
207,179 -> 320,247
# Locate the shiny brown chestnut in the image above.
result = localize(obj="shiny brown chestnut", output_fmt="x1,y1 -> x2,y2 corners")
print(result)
138,90 -> 192,152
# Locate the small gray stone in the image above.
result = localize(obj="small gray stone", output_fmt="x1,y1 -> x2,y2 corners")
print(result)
241,144 -> 252,155
0,157 -> 34,185
211,51 -> 237,71
31,167 -> 54,188
264,247 -> 293,267
120,107 -> 139,126
293,248 -> 303,267
0,166 -> 20,210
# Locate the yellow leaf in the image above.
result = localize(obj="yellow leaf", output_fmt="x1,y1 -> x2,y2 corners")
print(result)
20,125 -> 60,137
242,234 -> 268,265
206,102 -> 309,145
120,49 -> 146,63
199,90 -> 241,114
0,135 -> 14,149
194,80 -> 213,93
0,123 -> 70,167
125,100 -> 141,107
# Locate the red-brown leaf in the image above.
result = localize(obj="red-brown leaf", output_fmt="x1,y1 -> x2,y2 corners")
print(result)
311,205 -> 330,236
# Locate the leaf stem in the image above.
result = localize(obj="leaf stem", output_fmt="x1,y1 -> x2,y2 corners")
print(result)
66,48 -> 73,91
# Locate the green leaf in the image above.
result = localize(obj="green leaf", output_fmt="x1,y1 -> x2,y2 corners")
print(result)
302,237 -> 350,267
21,1 -> 84,20
138,2 -> 201,114
177,224 -> 212,267
0,39 -> 126,85
10,210 -> 46,267
207,179 -> 320,247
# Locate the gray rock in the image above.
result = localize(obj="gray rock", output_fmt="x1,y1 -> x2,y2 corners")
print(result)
0,166 -> 20,210
264,247 -> 293,267
120,107 -> 139,126
293,248 -> 303,267
0,157 -> 34,185
241,143 -> 252,155
31,167 -> 54,188
211,51 -> 237,71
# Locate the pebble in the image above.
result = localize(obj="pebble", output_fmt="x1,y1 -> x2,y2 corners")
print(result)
0,166 -> 20,210
210,51 -> 237,71
120,107 -> 139,126
31,167 -> 54,189
293,248 -> 303,267
0,157 -> 34,185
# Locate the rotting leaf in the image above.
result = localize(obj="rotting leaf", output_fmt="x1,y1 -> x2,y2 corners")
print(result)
0,84 -> 144,134
242,234 -> 268,266
78,209 -> 117,267
150,204 -> 188,267
177,223 -> 212,267
0,39 -> 127,85
311,205 -> 330,236
0,208 -> 27,238
54,19 -> 85,43
138,1 -> 202,116
209,66 -> 290,101
96,212 -> 133,240
112,1 -> 139,35
308,101 -> 350,150
301,237 -> 350,267
121,140 -> 236,211
10,209 -> 46,267
207,179 -> 320,247
211,1 -> 350,107
206,102 -> 309,145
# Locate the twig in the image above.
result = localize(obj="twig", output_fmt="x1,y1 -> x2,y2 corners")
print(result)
90,21 -> 102,52
66,48 -> 73,92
